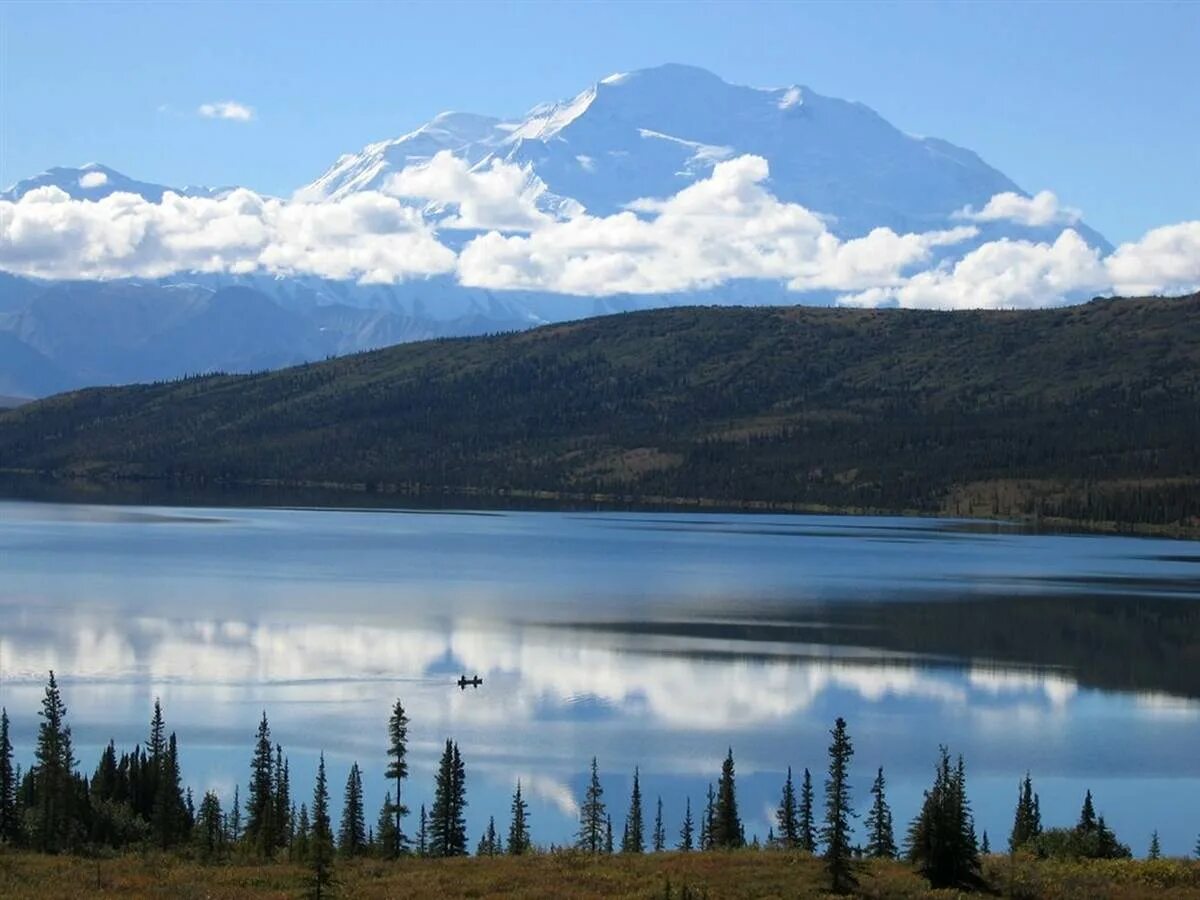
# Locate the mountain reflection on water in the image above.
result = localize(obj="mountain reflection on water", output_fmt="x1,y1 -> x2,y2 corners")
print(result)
1,500 -> 1198,854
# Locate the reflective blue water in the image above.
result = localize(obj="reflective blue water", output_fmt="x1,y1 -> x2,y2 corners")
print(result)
1,500 -> 1198,855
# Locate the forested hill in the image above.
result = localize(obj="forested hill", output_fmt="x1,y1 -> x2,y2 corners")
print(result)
1,294 -> 1198,531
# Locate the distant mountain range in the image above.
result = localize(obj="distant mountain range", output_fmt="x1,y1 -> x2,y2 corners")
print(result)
0,64 -> 1114,394
2,293 -> 1196,534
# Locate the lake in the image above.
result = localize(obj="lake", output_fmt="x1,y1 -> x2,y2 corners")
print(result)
1,499 -> 1198,856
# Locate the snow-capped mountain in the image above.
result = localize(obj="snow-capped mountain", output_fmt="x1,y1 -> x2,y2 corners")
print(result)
301,63 -> 1109,248
0,162 -> 233,202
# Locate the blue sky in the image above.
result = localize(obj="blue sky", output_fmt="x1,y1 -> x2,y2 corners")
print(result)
1,0 -> 1197,243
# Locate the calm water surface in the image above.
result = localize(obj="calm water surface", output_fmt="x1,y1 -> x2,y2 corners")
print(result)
1,500 -> 1198,854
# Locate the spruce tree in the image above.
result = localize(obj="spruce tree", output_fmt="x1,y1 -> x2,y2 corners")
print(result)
274,746 -> 291,851
293,803 -> 311,861
339,761 -> 367,856
622,767 -> 645,853
476,815 -> 499,856
1078,790 -> 1097,835
1009,772 -> 1042,852
981,830 -> 990,855
775,766 -> 799,849
375,792 -> 398,859
821,717 -> 857,894
0,707 -> 18,845
508,780 -> 530,855
701,783 -> 715,851
1148,830 -> 1161,860
678,796 -> 694,851
799,767 -> 816,853
245,711 -> 275,854
865,766 -> 896,859
713,748 -> 743,849
32,670 -> 77,853
417,803 -> 427,857
384,699 -> 410,856
653,795 -> 665,851
308,753 -> 335,900
151,732 -> 187,849
229,785 -> 242,844
196,790 -> 225,860
576,756 -> 606,853
605,814 -> 614,854
429,740 -> 467,857
905,746 -> 980,890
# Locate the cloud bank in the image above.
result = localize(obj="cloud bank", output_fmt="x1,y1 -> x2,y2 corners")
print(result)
197,100 -> 254,122
1,152 -> 1198,307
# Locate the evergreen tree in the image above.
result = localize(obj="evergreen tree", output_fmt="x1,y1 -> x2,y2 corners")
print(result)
622,767 -> 645,853
384,699 -> 410,856
981,830 -> 991,855
701,783 -> 715,851
712,749 -> 743,849
417,803 -> 427,857
821,717 -> 857,894
577,756 -> 606,853
678,796 -> 694,851
245,712 -> 275,855
905,746 -> 980,890
508,780 -> 530,855
308,753 -> 335,900
196,790 -> 225,861
1009,772 -> 1042,852
228,785 -> 242,844
653,795 -> 665,852
775,766 -> 799,849
293,803 -> 311,862
1078,790 -> 1098,835
429,740 -> 467,857
799,767 -> 816,853
604,814 -> 614,854
1148,830 -> 1160,860
32,671 -> 77,853
476,815 -> 499,856
148,699 -> 166,782
0,707 -> 18,845
274,746 -> 291,850
151,732 -> 187,849
865,767 -> 897,859
338,761 -> 367,856
375,792 -> 398,860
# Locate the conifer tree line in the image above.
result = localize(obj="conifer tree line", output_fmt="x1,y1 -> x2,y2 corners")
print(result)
0,673 -> 1188,895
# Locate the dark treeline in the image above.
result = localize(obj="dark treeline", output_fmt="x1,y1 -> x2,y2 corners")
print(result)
0,676 -> 1185,895
2,295 -> 1199,533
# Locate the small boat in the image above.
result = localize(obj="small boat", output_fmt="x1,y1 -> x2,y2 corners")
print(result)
457,674 -> 483,690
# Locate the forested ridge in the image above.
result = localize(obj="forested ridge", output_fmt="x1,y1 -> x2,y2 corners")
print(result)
1,293 -> 1198,530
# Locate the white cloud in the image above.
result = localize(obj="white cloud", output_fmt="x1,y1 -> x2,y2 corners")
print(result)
2,154 -> 1198,307
955,190 -> 1079,227
385,150 -> 566,231
0,186 -> 455,283
1105,220 -> 1200,297
457,155 -> 976,296
838,230 -> 1109,310
197,100 -> 254,122
78,171 -> 109,189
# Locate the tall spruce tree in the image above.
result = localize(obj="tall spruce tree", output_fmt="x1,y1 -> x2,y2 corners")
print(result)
384,699 -> 410,856
1009,772 -> 1042,852
32,671 -> 77,853
196,790 -> 225,860
228,785 -> 242,844
799,767 -> 816,853
293,803 -> 311,862
429,740 -> 467,857
417,803 -> 427,857
1148,830 -> 1161,860
622,767 -> 645,853
775,766 -> 799,849
981,830 -> 991,855
274,746 -> 291,851
151,732 -> 187,849
713,749 -> 743,849
339,762 -> 367,856
508,780 -> 530,855
577,756 -> 606,853
375,792 -> 398,859
653,795 -> 665,852
678,796 -> 694,851
308,753 -> 335,900
866,767 -> 897,859
1078,790 -> 1098,835
245,712 -> 275,854
605,814 -> 614,854
905,746 -> 980,890
701,782 -> 715,851
821,717 -> 857,894
0,707 -> 18,845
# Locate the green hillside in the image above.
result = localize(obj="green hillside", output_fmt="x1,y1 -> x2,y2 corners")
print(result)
1,294 -> 1198,530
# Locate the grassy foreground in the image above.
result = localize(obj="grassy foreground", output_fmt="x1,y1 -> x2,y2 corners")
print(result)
3,851 -> 1200,899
